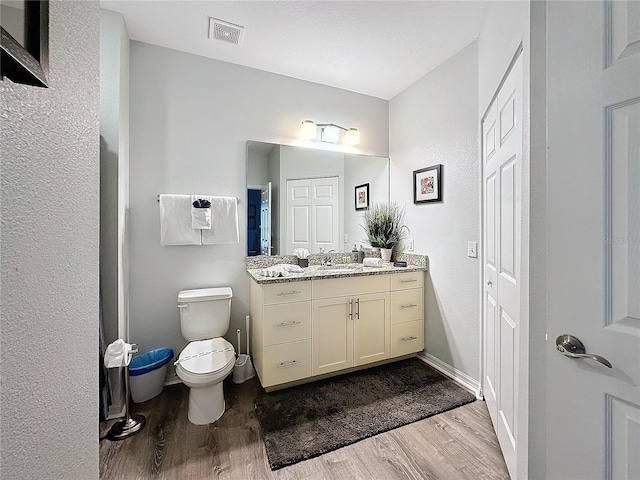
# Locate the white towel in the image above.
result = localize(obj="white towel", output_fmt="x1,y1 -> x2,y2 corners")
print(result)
260,264 -> 304,277
363,258 -> 383,268
202,196 -> 239,244
159,194 -> 202,246
104,339 -> 133,368
191,195 -> 212,229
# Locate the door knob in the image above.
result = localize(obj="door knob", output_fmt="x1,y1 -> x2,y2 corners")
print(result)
555,334 -> 612,368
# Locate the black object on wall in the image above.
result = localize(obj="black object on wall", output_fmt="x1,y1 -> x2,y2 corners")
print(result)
0,0 -> 49,87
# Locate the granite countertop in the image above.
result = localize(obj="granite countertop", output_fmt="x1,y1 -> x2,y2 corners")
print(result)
247,262 -> 427,284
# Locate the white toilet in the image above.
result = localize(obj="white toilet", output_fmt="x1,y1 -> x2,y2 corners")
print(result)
175,287 -> 235,425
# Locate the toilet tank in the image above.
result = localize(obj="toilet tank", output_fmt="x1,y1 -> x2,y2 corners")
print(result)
177,287 -> 232,341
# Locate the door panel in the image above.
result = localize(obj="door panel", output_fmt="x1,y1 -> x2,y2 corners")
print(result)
485,291 -> 498,423
546,2 -> 640,478
260,182 -> 271,255
354,293 -> 390,366
286,177 -> 339,254
482,49 -> 522,479
312,297 -> 353,375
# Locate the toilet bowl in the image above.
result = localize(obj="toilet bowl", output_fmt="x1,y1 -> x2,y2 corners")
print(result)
175,287 -> 235,425
175,337 -> 235,424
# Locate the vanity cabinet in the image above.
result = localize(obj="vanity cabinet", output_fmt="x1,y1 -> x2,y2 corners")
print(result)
250,281 -> 312,388
390,271 -> 425,356
250,270 -> 424,389
312,291 -> 390,375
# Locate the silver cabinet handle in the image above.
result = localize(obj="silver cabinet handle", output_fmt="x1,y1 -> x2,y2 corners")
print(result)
356,298 -> 360,319
400,279 -> 417,283
277,320 -> 302,328
277,290 -> 301,296
555,334 -> 612,368
277,360 -> 300,368
401,336 -> 418,342
401,304 -> 418,309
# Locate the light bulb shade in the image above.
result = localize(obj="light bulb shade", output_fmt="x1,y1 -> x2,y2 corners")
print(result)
345,128 -> 360,145
321,125 -> 340,143
301,120 -> 317,139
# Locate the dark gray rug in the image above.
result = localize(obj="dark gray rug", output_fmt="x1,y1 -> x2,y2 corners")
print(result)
254,357 -> 476,470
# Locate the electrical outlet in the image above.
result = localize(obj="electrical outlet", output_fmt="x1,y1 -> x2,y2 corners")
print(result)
468,241 -> 477,258
407,239 -> 414,251
344,233 -> 348,243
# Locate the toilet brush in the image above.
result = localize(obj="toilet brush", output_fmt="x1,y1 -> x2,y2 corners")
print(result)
107,343 -> 146,441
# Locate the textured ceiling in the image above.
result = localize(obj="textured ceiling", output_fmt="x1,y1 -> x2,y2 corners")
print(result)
101,1 -> 488,100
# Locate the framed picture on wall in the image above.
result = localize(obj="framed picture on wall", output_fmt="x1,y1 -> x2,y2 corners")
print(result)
355,183 -> 369,210
413,164 -> 442,203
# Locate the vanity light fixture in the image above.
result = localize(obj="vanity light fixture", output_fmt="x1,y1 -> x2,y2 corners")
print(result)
300,120 -> 360,145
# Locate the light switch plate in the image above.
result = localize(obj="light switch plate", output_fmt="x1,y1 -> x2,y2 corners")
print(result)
407,239 -> 414,251
468,241 -> 477,258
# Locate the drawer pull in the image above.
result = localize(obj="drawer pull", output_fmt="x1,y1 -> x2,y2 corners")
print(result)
400,304 -> 418,309
277,360 -> 300,368
400,279 -> 418,283
400,336 -> 418,342
276,320 -> 302,328
277,290 -> 302,296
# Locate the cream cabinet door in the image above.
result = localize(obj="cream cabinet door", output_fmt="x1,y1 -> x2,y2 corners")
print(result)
312,296 -> 353,375
354,292 -> 390,367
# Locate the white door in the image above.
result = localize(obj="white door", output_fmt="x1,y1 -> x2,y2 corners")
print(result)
482,50 -> 523,478
260,182 -> 271,255
286,177 -> 339,254
546,2 -> 640,478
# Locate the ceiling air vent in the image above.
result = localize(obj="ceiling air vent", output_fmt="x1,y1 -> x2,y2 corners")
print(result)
208,17 -> 245,46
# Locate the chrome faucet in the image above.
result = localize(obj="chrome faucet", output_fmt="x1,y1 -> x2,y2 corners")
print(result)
324,249 -> 336,266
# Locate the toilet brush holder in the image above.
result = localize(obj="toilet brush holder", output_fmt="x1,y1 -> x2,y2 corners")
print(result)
107,344 -> 146,441
232,354 -> 256,384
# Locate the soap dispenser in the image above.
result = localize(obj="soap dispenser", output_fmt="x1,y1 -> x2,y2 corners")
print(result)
357,245 -> 365,263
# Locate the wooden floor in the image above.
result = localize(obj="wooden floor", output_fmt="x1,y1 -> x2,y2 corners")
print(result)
100,378 -> 509,480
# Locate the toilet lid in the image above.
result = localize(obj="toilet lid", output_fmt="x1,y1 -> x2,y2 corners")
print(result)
178,338 -> 235,375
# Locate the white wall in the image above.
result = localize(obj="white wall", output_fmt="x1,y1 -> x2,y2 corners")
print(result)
389,42 -> 480,382
128,41 -> 388,378
0,1 -> 100,478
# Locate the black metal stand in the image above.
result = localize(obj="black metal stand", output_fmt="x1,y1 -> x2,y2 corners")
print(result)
107,348 -> 146,441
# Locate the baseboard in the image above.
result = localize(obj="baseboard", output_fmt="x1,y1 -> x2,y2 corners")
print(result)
164,374 -> 182,386
417,352 -> 483,399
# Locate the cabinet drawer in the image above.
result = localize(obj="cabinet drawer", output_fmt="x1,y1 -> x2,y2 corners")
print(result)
262,340 -> 312,387
390,271 -> 424,290
313,274 -> 389,299
391,320 -> 424,357
263,281 -> 311,305
263,302 -> 311,346
391,288 -> 424,324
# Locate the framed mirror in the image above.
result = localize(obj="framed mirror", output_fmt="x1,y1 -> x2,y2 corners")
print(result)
247,141 -> 389,256
0,0 -> 49,87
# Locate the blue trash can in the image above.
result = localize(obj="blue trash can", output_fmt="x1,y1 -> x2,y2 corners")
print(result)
129,348 -> 174,403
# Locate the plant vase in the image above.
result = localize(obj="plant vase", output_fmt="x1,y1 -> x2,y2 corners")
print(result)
380,248 -> 393,262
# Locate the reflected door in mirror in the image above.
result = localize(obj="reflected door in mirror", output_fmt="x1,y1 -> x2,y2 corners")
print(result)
286,177 -> 339,254
260,182 -> 272,255
247,189 -> 261,255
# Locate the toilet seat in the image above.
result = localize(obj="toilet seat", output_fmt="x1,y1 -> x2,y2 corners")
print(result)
177,338 -> 235,375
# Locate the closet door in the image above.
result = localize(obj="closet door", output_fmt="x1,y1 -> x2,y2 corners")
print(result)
286,177 -> 339,254
482,50 -> 523,479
